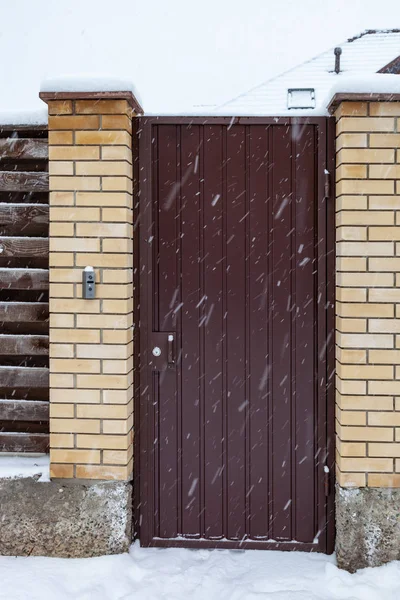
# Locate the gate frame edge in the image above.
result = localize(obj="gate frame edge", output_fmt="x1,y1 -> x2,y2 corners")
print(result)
325,115 -> 336,555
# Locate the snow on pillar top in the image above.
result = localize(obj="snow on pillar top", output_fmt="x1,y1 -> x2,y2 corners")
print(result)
326,73 -> 400,113
39,75 -> 143,115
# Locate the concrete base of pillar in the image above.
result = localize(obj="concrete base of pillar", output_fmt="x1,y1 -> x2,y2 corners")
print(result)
336,484 -> 400,572
0,476 -> 132,557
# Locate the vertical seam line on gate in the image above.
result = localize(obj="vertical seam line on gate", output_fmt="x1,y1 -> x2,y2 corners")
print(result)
200,125 -> 206,538
151,124 -> 161,538
315,121 -> 326,547
315,124 -> 321,541
267,125 -> 273,540
325,118 -> 336,553
153,125 -> 160,331
222,124 -> 228,539
290,125 -> 296,542
177,124 -> 183,536
153,124 -> 161,539
324,123 -> 329,534
245,125 -> 251,539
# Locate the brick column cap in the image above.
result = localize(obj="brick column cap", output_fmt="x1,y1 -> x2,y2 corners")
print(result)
39,90 -> 143,115
328,92 -> 400,114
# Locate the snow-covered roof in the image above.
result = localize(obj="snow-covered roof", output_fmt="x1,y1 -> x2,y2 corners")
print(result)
218,30 -> 400,116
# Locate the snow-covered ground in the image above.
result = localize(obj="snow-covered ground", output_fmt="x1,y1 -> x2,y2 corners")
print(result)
1,459 -> 398,598
0,454 -> 50,482
0,542 -> 399,600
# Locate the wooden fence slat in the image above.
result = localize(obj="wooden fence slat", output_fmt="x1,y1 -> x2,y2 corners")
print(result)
0,366 -> 49,388
0,302 -> 48,322
0,433 -> 49,453
0,138 -> 48,160
0,268 -> 49,289
0,171 -> 49,192
0,237 -> 48,258
0,399 -> 49,421
0,129 -> 50,453
0,334 -> 49,355
0,204 -> 49,236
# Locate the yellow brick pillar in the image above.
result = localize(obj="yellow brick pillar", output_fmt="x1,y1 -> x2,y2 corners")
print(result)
330,94 -> 400,570
334,100 -> 400,488
40,90 -> 142,481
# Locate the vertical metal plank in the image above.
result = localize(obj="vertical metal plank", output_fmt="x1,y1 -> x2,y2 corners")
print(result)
226,125 -> 247,540
271,125 -> 293,540
222,125 -> 228,538
248,125 -> 270,539
152,370 -> 160,537
292,124 -> 317,542
137,118 -> 153,546
180,125 -> 201,536
151,125 -> 160,539
203,124 -> 224,538
132,115 -> 141,540
267,125 -> 274,542
156,124 -> 180,538
315,120 -> 328,552
314,118 -> 336,553
245,125 -> 251,537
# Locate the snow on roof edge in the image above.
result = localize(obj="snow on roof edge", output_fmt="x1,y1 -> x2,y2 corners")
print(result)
217,29 -> 367,110
0,108 -> 48,126
346,28 -> 400,43
218,29 -> 400,111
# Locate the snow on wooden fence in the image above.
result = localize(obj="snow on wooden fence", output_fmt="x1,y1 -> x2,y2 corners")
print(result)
0,126 -> 49,453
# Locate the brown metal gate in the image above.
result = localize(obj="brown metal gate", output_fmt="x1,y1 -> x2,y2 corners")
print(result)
135,117 -> 335,553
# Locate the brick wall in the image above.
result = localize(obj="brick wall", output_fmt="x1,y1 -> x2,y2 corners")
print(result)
44,95 -> 135,480
335,101 -> 400,488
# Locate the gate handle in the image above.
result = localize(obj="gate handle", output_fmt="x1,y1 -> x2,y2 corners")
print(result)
167,334 -> 175,366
